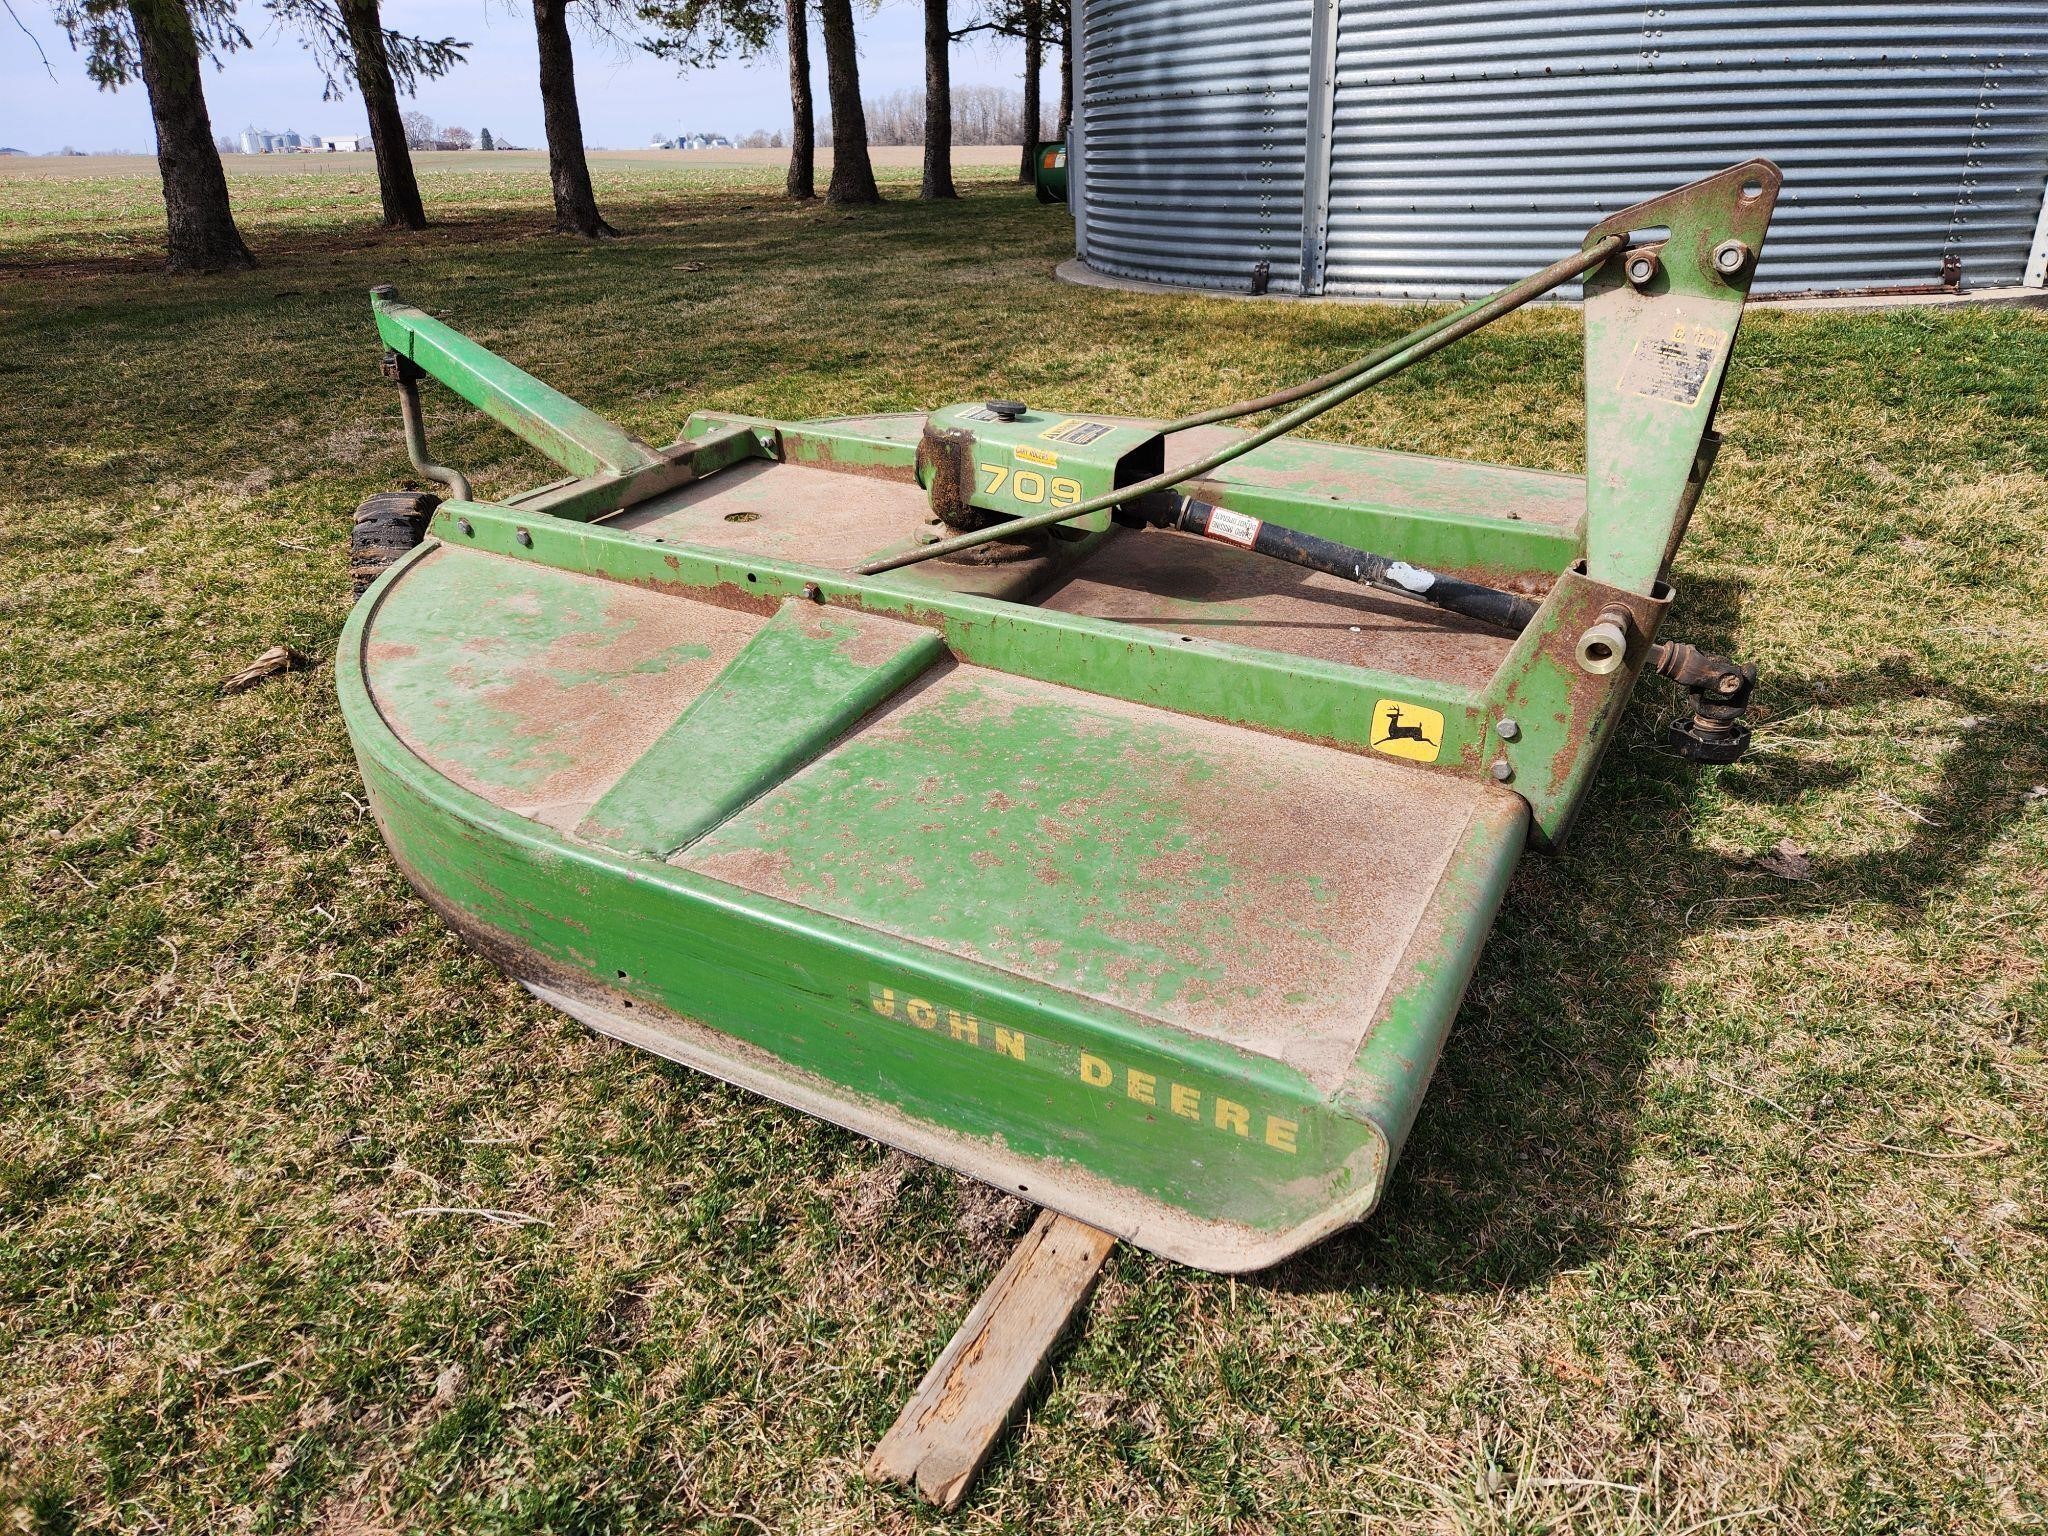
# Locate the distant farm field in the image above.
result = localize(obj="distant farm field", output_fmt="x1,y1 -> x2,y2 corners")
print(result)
1,154 -> 2046,1535
0,145 -> 1022,265
0,145 -> 1019,179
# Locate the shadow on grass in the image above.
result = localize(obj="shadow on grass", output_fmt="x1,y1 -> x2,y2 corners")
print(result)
0,180 -> 1016,282
1261,582 -> 2047,1300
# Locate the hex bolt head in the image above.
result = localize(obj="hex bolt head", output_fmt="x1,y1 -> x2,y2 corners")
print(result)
1496,718 -> 1520,742
802,581 -> 824,603
457,517 -> 474,537
515,527 -> 533,547
1712,239 -> 1751,276
1490,758 -> 1515,783
1625,249 -> 1659,289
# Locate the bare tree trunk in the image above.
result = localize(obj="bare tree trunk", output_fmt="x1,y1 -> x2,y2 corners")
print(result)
920,0 -> 954,198
1057,0 -> 1072,140
532,0 -> 616,236
127,0 -> 252,271
340,0 -> 426,229
783,0 -> 815,199
1017,0 -> 1041,182
816,0 -> 878,204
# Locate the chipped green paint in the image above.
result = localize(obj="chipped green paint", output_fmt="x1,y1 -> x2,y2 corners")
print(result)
1479,568 -> 1674,846
1337,794 -> 1527,1143
688,410 -> 922,478
681,671 -> 1274,1020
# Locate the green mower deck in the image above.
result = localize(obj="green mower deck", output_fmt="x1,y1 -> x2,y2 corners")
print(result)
338,162 -> 1781,1271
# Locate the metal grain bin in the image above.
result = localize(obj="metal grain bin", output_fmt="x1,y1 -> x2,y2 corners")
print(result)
1072,0 -> 1316,292
1069,0 -> 2048,298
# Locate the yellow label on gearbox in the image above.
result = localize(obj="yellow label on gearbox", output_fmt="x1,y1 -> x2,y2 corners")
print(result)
1369,699 -> 1444,763
1013,444 -> 1059,467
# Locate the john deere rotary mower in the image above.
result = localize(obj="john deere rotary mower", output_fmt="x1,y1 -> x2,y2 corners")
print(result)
340,162 -> 1778,1271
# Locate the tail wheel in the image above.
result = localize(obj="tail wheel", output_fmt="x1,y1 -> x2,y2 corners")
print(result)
350,490 -> 439,599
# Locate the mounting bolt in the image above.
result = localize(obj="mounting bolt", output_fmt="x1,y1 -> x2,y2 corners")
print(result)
457,517 -> 474,537
1496,718 -> 1520,742
1490,758 -> 1515,783
515,527 -> 532,547
802,582 -> 823,603
1624,247 -> 1660,289
379,346 -> 424,384
1712,239 -> 1752,277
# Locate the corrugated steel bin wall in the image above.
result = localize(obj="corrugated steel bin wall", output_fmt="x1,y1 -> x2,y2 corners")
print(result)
1072,0 -> 2048,298
1075,0 -> 1316,292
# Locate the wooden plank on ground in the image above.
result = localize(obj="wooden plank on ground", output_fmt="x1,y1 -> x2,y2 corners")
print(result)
866,1210 -> 1118,1511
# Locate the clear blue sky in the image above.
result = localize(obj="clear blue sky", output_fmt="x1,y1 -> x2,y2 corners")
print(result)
1,0 -> 1041,154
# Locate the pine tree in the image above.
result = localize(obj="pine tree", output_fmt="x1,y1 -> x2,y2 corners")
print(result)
637,0 -> 814,201
816,0 -> 876,203
267,0 -> 468,229
533,0 -> 616,235
920,0 -> 953,199
56,0 -> 254,271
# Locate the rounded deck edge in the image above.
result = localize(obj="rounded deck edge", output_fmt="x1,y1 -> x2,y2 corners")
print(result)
336,561 -> 1399,1273
521,971 -> 1390,1274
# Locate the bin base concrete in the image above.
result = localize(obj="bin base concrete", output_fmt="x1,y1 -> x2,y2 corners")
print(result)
1055,257 -> 2048,312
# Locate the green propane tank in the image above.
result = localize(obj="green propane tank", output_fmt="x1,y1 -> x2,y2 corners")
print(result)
1033,141 -> 1067,205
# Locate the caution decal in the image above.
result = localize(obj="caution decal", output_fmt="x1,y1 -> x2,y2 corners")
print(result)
1040,418 -> 1114,446
1203,508 -> 1263,549
1619,321 -> 1729,408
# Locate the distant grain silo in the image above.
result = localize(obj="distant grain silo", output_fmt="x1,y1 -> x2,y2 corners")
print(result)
1066,0 -> 2048,299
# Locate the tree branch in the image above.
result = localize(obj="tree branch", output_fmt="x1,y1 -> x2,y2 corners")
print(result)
4,0 -> 56,82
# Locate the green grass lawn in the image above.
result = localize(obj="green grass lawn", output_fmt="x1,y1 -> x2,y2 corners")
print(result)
2,155 -> 2045,1535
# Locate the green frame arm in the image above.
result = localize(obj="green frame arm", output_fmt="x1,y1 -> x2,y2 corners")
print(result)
371,286 -> 667,481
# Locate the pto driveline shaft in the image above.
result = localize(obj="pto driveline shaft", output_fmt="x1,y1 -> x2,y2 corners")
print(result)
1149,497 -> 1543,634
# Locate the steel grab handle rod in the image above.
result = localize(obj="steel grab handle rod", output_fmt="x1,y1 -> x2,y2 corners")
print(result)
854,234 -> 1624,577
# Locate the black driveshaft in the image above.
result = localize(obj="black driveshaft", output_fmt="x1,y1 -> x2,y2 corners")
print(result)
1131,496 -> 1757,761
1132,496 -> 1543,634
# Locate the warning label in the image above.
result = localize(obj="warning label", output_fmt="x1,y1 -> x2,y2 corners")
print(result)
1619,322 -> 1728,408
1204,508 -> 1263,549
1041,418 -> 1115,446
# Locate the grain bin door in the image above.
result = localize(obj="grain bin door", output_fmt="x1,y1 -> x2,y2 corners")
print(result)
1075,0 -> 1316,294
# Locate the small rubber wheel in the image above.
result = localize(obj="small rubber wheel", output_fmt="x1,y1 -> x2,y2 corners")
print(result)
350,490 -> 439,598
